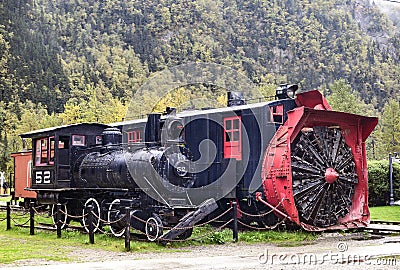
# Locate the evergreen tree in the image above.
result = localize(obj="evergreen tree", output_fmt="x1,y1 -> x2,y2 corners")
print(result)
375,99 -> 400,158
326,79 -> 369,115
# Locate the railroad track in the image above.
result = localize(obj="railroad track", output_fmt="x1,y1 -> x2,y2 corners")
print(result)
370,220 -> 400,225
0,204 -> 24,212
0,204 -> 48,212
364,220 -> 400,234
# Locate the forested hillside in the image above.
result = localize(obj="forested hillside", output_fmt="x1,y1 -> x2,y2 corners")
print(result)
1,0 -> 400,173
374,0 -> 400,30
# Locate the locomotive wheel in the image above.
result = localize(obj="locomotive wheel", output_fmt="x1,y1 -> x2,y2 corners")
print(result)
51,204 -> 69,229
107,199 -> 125,237
291,126 -> 358,227
145,215 -> 163,241
82,198 -> 101,233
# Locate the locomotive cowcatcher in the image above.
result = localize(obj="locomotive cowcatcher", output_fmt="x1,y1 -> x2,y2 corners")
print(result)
14,84 -> 378,240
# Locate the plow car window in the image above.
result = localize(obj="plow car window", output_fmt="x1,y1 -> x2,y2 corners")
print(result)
128,130 -> 143,143
270,104 -> 284,123
224,116 -> 242,160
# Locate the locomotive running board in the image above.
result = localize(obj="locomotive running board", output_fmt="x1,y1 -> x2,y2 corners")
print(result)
159,198 -> 218,242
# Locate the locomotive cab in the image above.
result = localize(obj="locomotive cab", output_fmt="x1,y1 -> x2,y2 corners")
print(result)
20,123 -> 108,202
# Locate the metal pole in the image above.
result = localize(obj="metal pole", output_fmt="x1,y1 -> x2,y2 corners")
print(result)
29,201 -> 35,235
389,153 -> 394,206
232,201 -> 238,242
124,207 -> 131,251
56,203 -> 62,238
87,205 -> 95,244
6,201 -> 11,230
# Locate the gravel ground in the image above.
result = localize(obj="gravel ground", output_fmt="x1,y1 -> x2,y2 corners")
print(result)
3,232 -> 400,269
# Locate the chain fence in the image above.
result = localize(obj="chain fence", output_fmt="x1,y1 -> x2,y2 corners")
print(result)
1,200 -> 288,250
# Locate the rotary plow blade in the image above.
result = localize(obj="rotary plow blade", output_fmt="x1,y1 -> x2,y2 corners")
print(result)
260,107 -> 378,231
292,126 -> 358,228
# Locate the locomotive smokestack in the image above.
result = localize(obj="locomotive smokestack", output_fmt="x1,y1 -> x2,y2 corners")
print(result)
145,113 -> 161,147
227,91 -> 246,107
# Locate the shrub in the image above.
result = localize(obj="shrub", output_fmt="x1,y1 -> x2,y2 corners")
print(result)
367,160 -> 400,206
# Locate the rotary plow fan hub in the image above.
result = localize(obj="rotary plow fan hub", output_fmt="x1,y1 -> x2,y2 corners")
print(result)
324,168 -> 339,184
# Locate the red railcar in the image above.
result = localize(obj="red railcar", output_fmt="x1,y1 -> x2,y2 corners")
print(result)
10,150 -> 36,207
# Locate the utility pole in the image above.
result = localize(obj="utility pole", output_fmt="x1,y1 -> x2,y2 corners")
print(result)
389,152 -> 399,206
389,153 -> 394,206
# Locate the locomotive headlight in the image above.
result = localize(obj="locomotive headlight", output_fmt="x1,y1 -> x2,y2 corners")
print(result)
168,119 -> 184,141
276,84 -> 298,99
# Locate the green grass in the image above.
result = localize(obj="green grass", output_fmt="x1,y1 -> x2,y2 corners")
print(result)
166,225 -> 317,247
369,205 -> 400,222
238,229 -> 316,246
0,210 -> 317,265
0,230 -> 74,264
0,195 -> 12,202
0,217 -> 165,265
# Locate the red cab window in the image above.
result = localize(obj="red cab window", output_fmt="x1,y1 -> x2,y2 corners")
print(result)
35,136 -> 55,166
127,130 -> 143,143
224,116 -> 242,160
49,137 -> 55,164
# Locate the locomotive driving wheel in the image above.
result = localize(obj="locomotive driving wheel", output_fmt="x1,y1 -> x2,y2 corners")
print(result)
51,203 -> 69,229
107,199 -> 125,237
291,126 -> 358,227
82,198 -> 101,233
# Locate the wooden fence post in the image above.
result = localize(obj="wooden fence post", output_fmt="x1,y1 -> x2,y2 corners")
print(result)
29,201 -> 35,235
87,205 -> 95,244
56,203 -> 62,238
6,201 -> 11,230
124,207 -> 131,251
232,201 -> 238,242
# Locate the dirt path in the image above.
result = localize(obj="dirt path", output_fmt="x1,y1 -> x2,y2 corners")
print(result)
3,232 -> 400,269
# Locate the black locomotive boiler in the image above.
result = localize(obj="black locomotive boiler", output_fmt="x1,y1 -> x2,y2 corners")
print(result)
17,84 -> 378,240
20,121 -> 200,240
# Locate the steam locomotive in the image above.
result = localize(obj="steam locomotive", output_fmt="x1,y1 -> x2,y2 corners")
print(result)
11,84 -> 378,240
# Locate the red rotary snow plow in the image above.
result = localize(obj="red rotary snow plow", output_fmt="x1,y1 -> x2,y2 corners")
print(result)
258,90 -> 378,231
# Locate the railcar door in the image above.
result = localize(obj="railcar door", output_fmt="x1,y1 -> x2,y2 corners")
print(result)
10,151 -> 36,200
57,135 -> 71,186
